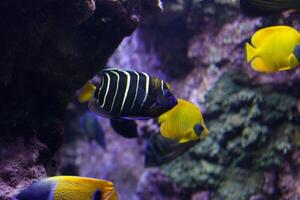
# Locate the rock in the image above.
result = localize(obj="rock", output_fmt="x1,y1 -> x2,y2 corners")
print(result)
192,191 -> 211,200
0,0 -> 140,198
278,149 -> 300,200
136,169 -> 188,200
0,137 -> 48,200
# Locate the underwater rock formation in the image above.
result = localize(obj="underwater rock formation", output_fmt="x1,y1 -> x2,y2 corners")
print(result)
0,137 -> 48,200
136,169 -> 188,200
0,0 -> 147,199
163,70 -> 300,200
278,149 -> 300,200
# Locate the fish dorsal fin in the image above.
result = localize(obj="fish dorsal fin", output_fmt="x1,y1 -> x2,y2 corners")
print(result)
251,26 -> 293,47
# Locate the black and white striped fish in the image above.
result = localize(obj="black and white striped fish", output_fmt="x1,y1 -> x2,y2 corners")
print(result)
78,68 -> 178,119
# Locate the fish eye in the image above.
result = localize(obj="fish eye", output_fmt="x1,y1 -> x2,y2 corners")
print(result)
193,124 -> 204,137
93,190 -> 102,200
293,45 -> 300,61
164,90 -> 172,97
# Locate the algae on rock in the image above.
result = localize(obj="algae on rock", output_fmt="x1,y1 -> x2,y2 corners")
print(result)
163,70 -> 300,200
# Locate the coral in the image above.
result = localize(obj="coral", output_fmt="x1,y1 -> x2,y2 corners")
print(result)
278,149 -> 300,200
162,70 -> 300,200
136,169 -> 188,200
0,137 -> 48,200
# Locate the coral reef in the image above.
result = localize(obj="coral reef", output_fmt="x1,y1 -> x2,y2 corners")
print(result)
278,149 -> 300,200
163,70 -> 300,200
0,137 -> 48,200
136,169 -> 189,200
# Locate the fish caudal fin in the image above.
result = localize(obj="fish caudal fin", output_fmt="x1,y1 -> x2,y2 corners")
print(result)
144,134 -> 199,167
245,42 -> 256,63
78,82 -> 96,103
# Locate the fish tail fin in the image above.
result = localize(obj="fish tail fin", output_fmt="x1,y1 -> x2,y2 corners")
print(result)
245,42 -> 256,63
144,134 -> 199,167
240,0 -> 300,16
78,82 -> 97,103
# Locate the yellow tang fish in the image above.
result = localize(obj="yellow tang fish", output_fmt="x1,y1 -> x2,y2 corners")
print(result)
245,25 -> 300,73
158,98 -> 209,143
14,176 -> 118,200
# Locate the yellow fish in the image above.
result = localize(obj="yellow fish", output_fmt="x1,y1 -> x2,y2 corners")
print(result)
245,25 -> 300,73
158,98 -> 209,143
14,176 -> 118,200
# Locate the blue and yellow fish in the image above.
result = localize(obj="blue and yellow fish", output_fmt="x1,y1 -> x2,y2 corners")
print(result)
245,26 -> 300,73
79,68 -> 178,119
158,98 -> 209,143
144,99 -> 209,166
240,0 -> 300,16
14,176 -> 118,200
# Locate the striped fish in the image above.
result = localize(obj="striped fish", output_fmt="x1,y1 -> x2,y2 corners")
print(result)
78,68 -> 178,119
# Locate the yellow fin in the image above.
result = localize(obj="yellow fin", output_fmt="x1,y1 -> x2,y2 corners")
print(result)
251,57 -> 273,73
251,26 -> 295,47
78,82 -> 96,103
178,138 -> 190,144
245,42 -> 257,63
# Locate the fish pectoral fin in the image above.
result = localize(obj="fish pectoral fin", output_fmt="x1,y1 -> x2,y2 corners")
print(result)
158,114 -> 167,124
178,138 -> 190,144
245,42 -> 257,63
251,57 -> 274,73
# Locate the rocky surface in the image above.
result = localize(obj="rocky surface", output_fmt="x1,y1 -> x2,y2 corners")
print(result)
0,138 -> 48,200
0,0 -> 149,199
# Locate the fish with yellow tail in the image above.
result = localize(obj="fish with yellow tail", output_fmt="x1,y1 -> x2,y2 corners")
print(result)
245,26 -> 300,73
158,98 -> 209,143
78,68 -> 177,120
13,176 -> 118,200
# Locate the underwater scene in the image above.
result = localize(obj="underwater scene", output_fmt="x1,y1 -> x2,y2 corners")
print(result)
3,0 -> 300,199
